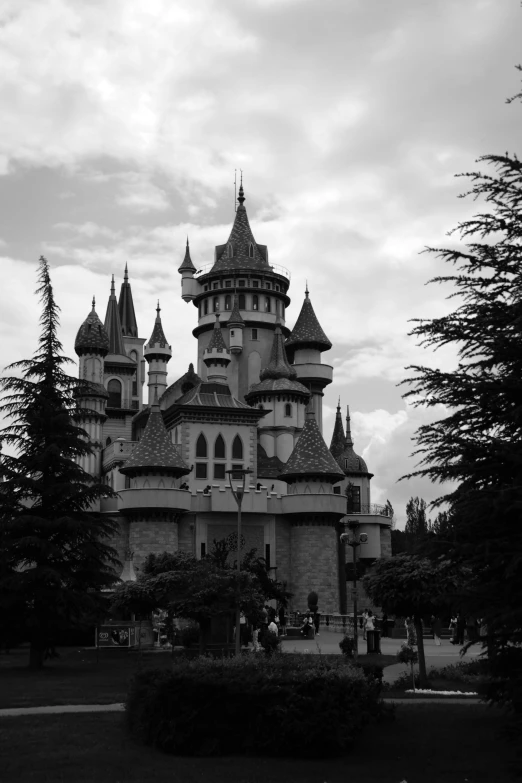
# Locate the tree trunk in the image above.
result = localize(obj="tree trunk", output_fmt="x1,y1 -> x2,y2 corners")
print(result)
414,616 -> 428,688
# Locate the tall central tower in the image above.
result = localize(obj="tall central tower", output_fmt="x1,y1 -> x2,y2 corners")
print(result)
177,181 -> 291,401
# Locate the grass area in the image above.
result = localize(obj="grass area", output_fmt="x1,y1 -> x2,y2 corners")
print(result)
0,647 -> 173,708
0,705 -> 518,782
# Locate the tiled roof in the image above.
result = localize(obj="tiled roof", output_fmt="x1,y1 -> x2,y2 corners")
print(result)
209,184 -> 270,274
147,304 -> 170,349
74,301 -> 110,355
285,288 -> 332,352
74,380 -> 109,399
329,401 -> 346,460
257,443 -> 285,479
178,238 -> 196,273
246,377 -> 310,396
175,382 -> 255,410
246,324 -> 309,399
205,317 -> 229,353
228,294 -> 244,326
118,264 -> 138,338
279,410 -> 345,482
120,399 -> 190,476
104,276 -> 127,356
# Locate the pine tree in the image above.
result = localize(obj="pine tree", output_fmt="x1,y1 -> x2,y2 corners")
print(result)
0,257 -> 119,669
405,496 -> 429,538
402,129 -> 522,660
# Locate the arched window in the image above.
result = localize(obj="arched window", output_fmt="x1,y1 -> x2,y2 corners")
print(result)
232,435 -> 243,460
225,295 -> 231,310
265,297 -> 271,312
129,350 -> 138,363
213,297 -> 219,312
214,434 -> 226,459
252,295 -> 258,311
107,379 -> 122,408
239,294 -> 246,309
196,433 -> 208,458
204,299 -> 208,315
249,243 -> 254,258
106,436 -> 112,446
285,403 -> 292,417
228,243 -> 234,258
275,300 -> 280,315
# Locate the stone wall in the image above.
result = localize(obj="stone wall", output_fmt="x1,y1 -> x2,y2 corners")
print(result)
128,517 -> 179,573
289,522 -> 338,614
208,523 -> 264,561
275,516 -> 291,588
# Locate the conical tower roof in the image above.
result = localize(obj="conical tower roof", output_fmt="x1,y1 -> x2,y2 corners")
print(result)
205,315 -> 229,353
335,406 -> 370,475
210,180 -> 270,274
329,399 -> 346,460
104,276 -> 126,356
118,264 -> 138,338
279,408 -> 345,483
228,293 -> 245,326
245,322 -> 310,398
286,285 -> 332,353
147,302 -> 170,349
75,297 -> 110,356
178,237 -> 196,274
120,391 -> 190,477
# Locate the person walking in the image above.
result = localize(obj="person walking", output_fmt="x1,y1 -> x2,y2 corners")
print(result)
364,610 -> 374,640
362,609 -> 369,640
432,615 -> 442,646
456,612 -> 465,645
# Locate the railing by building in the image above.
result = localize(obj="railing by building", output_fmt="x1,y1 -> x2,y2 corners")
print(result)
345,503 -> 392,517
106,397 -> 140,411
194,262 -> 291,281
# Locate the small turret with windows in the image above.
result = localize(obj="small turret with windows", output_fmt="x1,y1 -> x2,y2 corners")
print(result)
144,302 -> 172,403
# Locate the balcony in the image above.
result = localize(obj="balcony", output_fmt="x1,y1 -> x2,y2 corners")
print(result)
119,488 -> 192,513
292,363 -> 333,384
106,397 -> 140,411
345,503 -> 392,518
281,493 -> 347,517
194,262 -> 291,281
102,440 -> 137,471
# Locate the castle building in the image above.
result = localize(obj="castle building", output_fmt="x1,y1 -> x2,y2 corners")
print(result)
74,184 -> 392,614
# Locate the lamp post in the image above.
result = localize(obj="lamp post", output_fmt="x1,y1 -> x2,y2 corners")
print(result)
340,523 -> 367,662
227,467 -> 253,655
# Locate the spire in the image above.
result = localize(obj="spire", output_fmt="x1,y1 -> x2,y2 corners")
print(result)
259,322 -> 297,381
329,399 -> 346,460
178,237 -> 196,274
147,301 -> 169,347
120,400 -> 191,478
206,314 -> 229,353
210,183 -> 269,274
92,296 -> 96,311
345,405 -> 353,448
237,171 -> 245,206
279,408 -> 345,483
285,285 -> 332,353
118,264 -> 139,338
75,300 -> 110,356
104,275 -> 126,356
228,293 -> 245,326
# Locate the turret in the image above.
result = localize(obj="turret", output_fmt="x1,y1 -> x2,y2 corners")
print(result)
329,399 -> 346,460
285,285 -> 333,433
227,293 -> 245,354
74,297 -> 110,483
178,237 -> 199,303
279,407 -> 345,492
334,405 -> 374,512
144,302 -> 172,402
203,315 -> 231,384
118,264 -> 146,411
104,275 -> 139,412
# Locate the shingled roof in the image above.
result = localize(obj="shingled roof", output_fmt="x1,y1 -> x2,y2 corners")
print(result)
329,400 -> 346,460
147,303 -> 170,349
279,409 -> 345,483
205,316 -> 229,352
118,264 -> 138,338
104,276 -> 127,357
120,394 -> 190,477
178,237 -> 196,274
285,287 -> 332,353
257,443 -> 285,479
75,299 -> 110,356
175,381 -> 255,411
228,294 -> 245,326
209,182 -> 270,274
246,323 -> 310,400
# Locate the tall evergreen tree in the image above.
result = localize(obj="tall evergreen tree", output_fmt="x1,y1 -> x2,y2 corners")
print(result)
0,257 -> 119,669
402,117 -> 522,666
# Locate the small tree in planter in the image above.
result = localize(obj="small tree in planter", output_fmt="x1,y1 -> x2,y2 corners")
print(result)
397,643 -> 419,692
339,635 -> 355,658
307,591 -> 318,613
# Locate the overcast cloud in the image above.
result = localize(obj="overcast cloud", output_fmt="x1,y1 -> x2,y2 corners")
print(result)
1,0 -> 521,526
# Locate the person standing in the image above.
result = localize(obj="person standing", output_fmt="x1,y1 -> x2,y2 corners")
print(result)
456,612 -> 465,645
381,612 -> 389,638
313,608 -> 320,636
278,605 -> 286,636
432,615 -> 442,646
362,609 -> 369,640
365,610 -> 374,641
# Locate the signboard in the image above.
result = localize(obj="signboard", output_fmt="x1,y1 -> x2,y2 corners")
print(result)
96,625 -> 136,647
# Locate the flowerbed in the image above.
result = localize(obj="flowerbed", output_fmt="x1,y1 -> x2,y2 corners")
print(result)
126,654 -> 391,757
405,689 -> 479,696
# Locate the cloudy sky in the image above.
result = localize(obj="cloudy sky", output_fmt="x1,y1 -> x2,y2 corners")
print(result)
1,0 -> 521,526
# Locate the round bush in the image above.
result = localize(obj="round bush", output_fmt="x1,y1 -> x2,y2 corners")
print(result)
125,655 -> 389,757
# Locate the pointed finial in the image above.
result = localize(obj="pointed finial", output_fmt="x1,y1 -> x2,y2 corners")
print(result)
237,170 -> 245,206
92,296 -> 96,311
214,313 -> 220,327
305,281 -> 309,299
110,274 -> 115,296
337,396 -> 341,410
124,263 -> 128,281
156,300 -> 161,317
186,236 -> 189,248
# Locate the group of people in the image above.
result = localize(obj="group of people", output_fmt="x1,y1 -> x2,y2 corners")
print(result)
299,610 -> 320,638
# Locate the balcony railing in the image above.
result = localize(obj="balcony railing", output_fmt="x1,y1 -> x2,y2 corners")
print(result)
345,503 -> 392,517
194,262 -> 291,281
106,397 -> 140,411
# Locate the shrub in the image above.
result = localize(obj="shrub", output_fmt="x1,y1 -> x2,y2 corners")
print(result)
339,635 -> 355,657
179,624 -> 200,648
126,655 -> 389,757
259,630 -> 281,656
307,591 -> 318,612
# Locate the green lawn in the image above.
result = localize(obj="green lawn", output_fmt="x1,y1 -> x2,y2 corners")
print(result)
0,705 -> 518,782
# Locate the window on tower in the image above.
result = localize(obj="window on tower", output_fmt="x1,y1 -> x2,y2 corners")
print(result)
213,464 -> 226,480
284,403 -> 292,417
239,294 -> 246,309
225,295 -> 231,310
213,297 -> 219,312
249,243 -> 254,258
232,435 -> 243,460
225,280 -> 232,288
195,463 -> 208,479
228,244 -> 234,257
204,299 -> 208,315
251,328 -> 258,340
214,434 -> 226,459
239,279 -> 245,287
265,297 -> 271,312
196,433 -> 208,458
213,282 -> 219,290
252,295 -> 258,311
107,379 -> 122,408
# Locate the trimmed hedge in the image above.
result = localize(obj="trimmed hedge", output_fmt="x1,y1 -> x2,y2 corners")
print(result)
126,654 -> 390,757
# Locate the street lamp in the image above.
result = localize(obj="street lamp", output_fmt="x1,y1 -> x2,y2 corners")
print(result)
226,467 -> 253,655
340,523 -> 368,662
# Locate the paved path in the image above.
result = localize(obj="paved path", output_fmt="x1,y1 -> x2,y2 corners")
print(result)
0,703 -> 125,717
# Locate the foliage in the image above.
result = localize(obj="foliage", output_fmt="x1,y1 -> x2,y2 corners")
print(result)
125,655 -> 388,758
339,634 -> 355,657
178,624 -> 200,648
396,644 -> 418,666
405,496 -> 430,538
307,591 -> 318,611
259,629 -> 281,657
0,257 -> 119,669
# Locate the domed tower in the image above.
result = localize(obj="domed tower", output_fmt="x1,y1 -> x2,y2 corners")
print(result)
278,408 -> 345,613
203,315 -> 231,384
74,297 -> 110,482
186,179 -> 291,401
245,320 -> 310,462
285,285 -> 332,434
335,405 -> 374,513
144,303 -> 172,403
178,238 -> 198,303
119,390 -> 191,571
